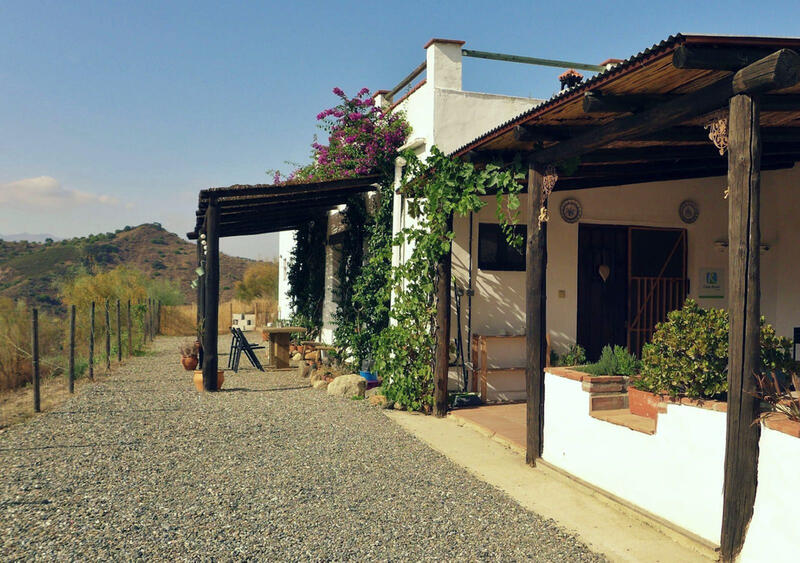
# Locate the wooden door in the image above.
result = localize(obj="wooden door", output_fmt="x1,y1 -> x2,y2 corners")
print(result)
627,227 -> 688,356
577,225 -> 629,361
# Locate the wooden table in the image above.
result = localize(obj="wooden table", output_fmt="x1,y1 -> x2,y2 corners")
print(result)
261,326 -> 307,369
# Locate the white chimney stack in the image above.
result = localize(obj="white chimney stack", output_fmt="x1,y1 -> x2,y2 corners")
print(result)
424,38 -> 464,91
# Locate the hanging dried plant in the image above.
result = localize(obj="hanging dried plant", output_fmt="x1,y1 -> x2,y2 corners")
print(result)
539,164 -> 558,226
704,109 -> 729,156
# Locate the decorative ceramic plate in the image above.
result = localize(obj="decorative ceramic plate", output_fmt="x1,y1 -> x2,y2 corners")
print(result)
560,198 -> 582,223
679,200 -> 699,224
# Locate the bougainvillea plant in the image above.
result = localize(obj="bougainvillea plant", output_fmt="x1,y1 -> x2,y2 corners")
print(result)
280,88 -> 410,340
274,87 -> 410,184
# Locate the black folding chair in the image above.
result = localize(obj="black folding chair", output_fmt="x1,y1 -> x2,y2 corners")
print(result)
227,327 -> 240,370
231,327 -> 265,372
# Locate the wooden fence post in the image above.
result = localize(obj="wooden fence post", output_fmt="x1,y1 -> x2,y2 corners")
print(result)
127,300 -> 132,356
89,302 -> 95,381
721,93 -> 763,561
32,308 -> 40,412
116,299 -> 122,362
105,300 -> 111,371
68,304 -> 76,394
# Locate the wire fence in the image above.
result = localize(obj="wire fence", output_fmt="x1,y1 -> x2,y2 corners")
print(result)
0,298 -> 161,418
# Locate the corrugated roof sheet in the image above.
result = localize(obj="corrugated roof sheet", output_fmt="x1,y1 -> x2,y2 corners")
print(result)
451,34 -> 687,156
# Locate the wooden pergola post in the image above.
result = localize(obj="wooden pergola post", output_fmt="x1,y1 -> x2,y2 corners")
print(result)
202,198 -> 220,391
433,213 -> 454,417
196,239 -> 204,324
721,93 -> 762,561
525,163 -> 547,466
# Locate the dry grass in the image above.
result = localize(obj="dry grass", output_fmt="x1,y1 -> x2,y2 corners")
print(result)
0,366 -> 114,429
160,298 -> 277,336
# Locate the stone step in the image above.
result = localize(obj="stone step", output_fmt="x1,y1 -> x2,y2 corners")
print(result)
590,392 -> 629,412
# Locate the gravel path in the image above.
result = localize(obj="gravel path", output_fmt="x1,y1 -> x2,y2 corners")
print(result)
1,336 -> 602,561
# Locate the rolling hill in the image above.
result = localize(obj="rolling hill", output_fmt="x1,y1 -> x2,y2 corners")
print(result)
0,223 -> 255,310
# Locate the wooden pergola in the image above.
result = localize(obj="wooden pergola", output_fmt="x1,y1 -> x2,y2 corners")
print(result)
187,174 -> 381,393
445,34 -> 800,560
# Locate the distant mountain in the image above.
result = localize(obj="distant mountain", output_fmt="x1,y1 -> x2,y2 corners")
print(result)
0,223 -> 256,310
0,233 -> 62,243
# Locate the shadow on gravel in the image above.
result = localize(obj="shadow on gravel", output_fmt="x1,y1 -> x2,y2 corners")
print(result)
45,408 -> 181,416
218,385 -> 310,393
0,440 -> 141,452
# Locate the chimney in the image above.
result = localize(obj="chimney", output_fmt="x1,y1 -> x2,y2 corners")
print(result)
372,89 -> 390,110
559,69 -> 584,91
424,38 -> 465,91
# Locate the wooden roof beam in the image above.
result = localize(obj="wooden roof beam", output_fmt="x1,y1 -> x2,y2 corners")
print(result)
531,49 -> 800,164
673,45 -> 777,71
584,91 -> 800,114
564,155 -> 798,179
555,160 -> 795,191
579,142 -> 800,164
513,124 -> 713,144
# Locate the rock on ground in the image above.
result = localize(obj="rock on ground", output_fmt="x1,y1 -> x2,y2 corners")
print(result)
326,374 -> 366,398
0,335 -> 603,561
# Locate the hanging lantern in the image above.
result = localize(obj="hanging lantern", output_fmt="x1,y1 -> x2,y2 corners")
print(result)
195,266 -> 205,277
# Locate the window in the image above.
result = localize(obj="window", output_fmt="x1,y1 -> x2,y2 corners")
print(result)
478,223 -> 526,271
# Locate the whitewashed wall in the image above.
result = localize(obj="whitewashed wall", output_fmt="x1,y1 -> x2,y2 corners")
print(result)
541,371 -> 726,544
452,165 -> 800,357
277,230 -> 296,320
740,424 -> 800,562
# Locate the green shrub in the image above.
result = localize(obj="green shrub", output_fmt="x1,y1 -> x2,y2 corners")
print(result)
583,345 -> 639,376
557,344 -> 586,367
635,299 -> 794,399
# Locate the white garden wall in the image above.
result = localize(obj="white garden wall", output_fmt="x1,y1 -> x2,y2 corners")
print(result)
541,371 -> 726,544
277,230 -> 295,320
740,424 -> 800,562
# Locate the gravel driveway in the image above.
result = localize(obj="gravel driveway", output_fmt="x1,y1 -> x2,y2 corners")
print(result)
1,336 -> 602,561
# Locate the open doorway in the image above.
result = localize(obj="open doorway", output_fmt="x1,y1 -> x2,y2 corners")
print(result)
577,224 -> 688,360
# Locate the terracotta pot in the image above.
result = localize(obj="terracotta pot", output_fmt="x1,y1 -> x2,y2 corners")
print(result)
181,355 -> 199,371
193,370 -> 225,392
628,387 -> 660,420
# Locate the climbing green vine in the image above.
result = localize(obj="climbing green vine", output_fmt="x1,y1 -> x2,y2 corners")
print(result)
287,216 -> 327,337
375,146 -> 526,410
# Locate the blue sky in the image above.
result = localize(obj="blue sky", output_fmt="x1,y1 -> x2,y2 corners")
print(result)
1,0 -> 798,259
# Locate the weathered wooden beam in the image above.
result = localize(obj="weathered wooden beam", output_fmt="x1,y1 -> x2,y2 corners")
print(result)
555,159 -> 792,191
433,213 -> 454,418
579,143 -> 800,164
721,94 -> 762,562
673,45 -> 775,71
198,175 -> 381,202
565,154 -> 798,179
212,189 -> 370,213
525,164 -> 547,466
532,49 -> 800,164
584,91 -> 800,114
512,124 -> 714,145
202,199 -> 220,391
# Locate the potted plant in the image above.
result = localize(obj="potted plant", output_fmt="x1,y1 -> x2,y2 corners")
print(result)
193,369 -> 225,392
179,340 -> 199,371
